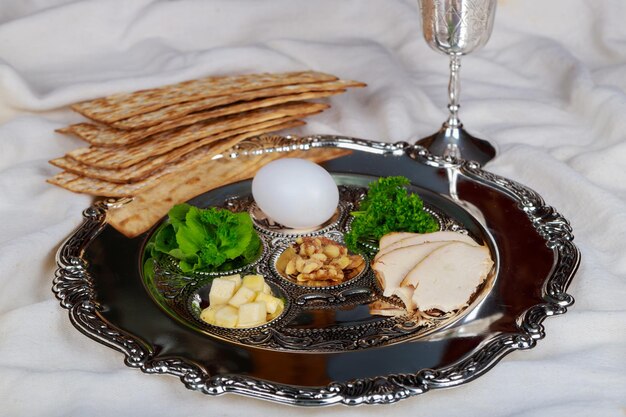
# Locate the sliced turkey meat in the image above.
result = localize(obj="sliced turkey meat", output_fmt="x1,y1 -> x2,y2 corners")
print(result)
408,242 -> 494,312
392,285 -> 416,311
372,241 -> 452,297
374,231 -> 479,261
378,232 -> 416,250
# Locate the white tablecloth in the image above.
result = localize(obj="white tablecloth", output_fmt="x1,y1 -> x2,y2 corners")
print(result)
1,0 -> 624,416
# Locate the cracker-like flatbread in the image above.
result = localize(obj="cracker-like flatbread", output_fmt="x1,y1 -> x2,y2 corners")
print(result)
49,136 -> 349,197
106,147 -> 352,238
49,126 -> 295,197
60,88 -> 345,147
68,102 -> 327,169
48,136 -> 244,198
109,79 -> 364,130
72,71 -> 338,124
50,119 -> 305,183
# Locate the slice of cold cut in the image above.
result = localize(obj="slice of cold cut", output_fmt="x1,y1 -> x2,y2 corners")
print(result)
372,241 -> 453,297
369,300 -> 406,317
378,232 -> 416,250
407,242 -> 494,312
374,231 -> 479,261
393,285 -> 416,311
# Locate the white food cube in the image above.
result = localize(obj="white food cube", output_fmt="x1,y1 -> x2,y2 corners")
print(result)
228,286 -> 256,308
199,305 -> 218,325
214,305 -> 239,328
268,299 -> 285,320
262,282 -> 272,295
222,274 -> 242,291
242,275 -> 265,292
255,292 -> 283,315
209,278 -> 237,306
237,301 -> 267,328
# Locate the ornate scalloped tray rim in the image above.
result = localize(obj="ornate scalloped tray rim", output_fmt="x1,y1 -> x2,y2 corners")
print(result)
52,135 -> 580,406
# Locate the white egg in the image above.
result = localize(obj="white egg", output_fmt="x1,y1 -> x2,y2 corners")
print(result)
252,158 -> 339,228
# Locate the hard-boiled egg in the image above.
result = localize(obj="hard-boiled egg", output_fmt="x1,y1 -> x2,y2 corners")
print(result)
252,158 -> 339,228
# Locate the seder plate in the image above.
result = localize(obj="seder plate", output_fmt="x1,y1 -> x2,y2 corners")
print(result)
52,135 -> 580,406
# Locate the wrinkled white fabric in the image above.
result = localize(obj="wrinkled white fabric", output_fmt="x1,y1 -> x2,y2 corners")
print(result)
0,0 -> 624,416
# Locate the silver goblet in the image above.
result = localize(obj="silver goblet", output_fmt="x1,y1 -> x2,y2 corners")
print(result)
417,0 -> 497,165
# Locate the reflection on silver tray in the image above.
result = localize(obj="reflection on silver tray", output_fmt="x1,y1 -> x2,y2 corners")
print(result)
52,135 -> 580,406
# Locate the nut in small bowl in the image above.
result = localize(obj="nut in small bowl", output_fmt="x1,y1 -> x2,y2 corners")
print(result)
275,236 -> 366,288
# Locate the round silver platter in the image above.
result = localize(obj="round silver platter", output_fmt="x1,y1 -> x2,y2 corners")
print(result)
52,135 -> 580,406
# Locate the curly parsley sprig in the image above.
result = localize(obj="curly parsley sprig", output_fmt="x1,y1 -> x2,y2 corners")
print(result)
345,176 -> 438,253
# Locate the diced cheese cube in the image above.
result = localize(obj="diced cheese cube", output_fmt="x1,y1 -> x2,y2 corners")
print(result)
255,293 -> 283,315
222,274 -> 242,291
228,286 -> 256,308
209,278 -> 237,306
237,301 -> 267,328
268,299 -> 285,320
242,274 -> 265,292
262,282 -> 272,295
214,305 -> 239,328
199,305 -> 218,325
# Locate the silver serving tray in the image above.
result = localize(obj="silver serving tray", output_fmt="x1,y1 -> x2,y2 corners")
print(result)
52,135 -> 580,406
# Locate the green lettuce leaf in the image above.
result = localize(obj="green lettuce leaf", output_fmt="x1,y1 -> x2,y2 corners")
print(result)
150,203 -> 261,272
153,224 -> 177,255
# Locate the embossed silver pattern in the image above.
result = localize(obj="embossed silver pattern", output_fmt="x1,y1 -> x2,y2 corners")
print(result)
52,135 -> 580,406
420,0 -> 496,55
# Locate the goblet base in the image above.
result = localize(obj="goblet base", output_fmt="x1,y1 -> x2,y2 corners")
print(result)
416,123 -> 496,166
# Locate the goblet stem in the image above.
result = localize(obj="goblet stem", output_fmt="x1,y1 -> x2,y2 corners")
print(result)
446,54 -> 461,128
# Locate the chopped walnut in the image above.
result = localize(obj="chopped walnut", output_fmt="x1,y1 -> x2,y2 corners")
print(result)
284,237 -> 364,286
